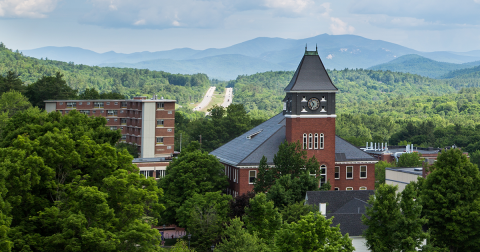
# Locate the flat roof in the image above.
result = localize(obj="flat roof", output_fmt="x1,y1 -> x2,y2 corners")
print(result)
386,167 -> 423,176
44,99 -> 176,103
132,157 -> 172,163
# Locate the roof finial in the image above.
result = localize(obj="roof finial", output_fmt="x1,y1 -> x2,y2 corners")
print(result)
316,43 -> 318,52
305,44 -> 307,52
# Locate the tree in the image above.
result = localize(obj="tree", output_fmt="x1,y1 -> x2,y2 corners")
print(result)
25,72 -> 77,109
420,148 -> 480,251
0,90 -> 31,134
243,193 -> 282,242
266,174 -> 319,209
362,183 -> 427,252
176,192 -> 231,251
229,191 -> 255,219
274,212 -> 354,252
215,218 -> 269,252
253,156 -> 273,194
0,109 -> 164,251
0,71 -> 25,95
374,161 -> 396,188
280,201 -> 316,224
397,152 -> 423,167
158,142 -> 228,225
115,142 -> 139,158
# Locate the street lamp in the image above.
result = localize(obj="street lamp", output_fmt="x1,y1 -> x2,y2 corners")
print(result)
188,234 -> 191,249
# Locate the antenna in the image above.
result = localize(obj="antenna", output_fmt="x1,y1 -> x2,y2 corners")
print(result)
316,43 -> 318,52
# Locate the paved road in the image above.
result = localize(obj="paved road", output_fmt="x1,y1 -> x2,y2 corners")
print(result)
193,86 -> 216,111
221,88 -> 233,108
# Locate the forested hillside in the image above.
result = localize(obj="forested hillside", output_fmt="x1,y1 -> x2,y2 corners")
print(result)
0,43 -> 210,104
229,69 -> 480,119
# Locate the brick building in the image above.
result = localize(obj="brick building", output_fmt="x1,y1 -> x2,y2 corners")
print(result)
210,48 -> 378,196
44,96 -> 176,178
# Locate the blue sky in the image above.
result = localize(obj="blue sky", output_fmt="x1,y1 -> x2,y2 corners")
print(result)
1,0 -> 480,53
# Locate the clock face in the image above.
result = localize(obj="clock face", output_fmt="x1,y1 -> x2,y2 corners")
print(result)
308,97 -> 320,110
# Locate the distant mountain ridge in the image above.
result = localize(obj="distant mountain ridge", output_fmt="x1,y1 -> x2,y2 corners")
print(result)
21,34 -> 480,80
368,54 -> 480,78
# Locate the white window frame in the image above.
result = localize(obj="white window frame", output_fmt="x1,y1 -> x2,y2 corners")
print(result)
360,166 -> 367,179
335,166 -> 340,179
249,170 -> 257,184
346,166 -> 353,179
334,187 -> 339,191
360,186 -> 367,190
94,102 -> 104,108
308,134 -> 313,149
320,165 -> 327,187
314,133 -> 318,149
346,187 -> 353,191
303,133 -> 307,150
320,133 -> 324,149
157,103 -> 164,109
66,102 -> 76,108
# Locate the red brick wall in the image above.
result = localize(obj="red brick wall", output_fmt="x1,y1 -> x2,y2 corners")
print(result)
331,163 -> 375,190
286,117 -> 336,190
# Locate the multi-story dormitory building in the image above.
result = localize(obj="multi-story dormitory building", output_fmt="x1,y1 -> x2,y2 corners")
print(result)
210,48 -> 378,196
44,96 -> 175,179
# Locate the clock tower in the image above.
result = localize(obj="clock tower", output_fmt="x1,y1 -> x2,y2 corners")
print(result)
283,46 -> 338,187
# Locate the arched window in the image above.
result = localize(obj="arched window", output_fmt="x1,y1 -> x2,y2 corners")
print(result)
320,133 -> 324,149
309,134 -> 313,149
320,165 -> 327,187
314,133 -> 318,149
303,133 -> 307,149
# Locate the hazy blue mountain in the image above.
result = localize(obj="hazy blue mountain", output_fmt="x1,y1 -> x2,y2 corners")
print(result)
101,54 -> 288,80
21,34 -> 480,80
368,54 -> 480,78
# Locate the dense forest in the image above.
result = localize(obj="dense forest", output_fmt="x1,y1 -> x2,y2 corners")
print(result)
0,43 -> 210,104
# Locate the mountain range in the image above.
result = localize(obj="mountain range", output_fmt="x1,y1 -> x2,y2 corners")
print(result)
21,34 -> 480,80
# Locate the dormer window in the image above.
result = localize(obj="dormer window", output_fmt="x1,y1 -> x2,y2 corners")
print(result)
321,96 -> 326,101
320,106 -> 326,112
301,106 -> 307,112
301,96 -> 307,102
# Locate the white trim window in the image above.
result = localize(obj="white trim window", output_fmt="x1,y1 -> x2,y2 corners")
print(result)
249,170 -> 257,184
335,166 -> 340,179
360,186 -> 367,190
360,166 -> 367,178
157,103 -> 164,109
320,133 -> 324,149
346,166 -> 353,179
157,119 -> 164,127
156,137 -> 164,144
334,187 -> 339,191
314,133 -> 318,149
346,187 -> 353,191
303,134 -> 307,149
320,165 -> 327,186
66,102 -> 76,109
309,134 -> 313,149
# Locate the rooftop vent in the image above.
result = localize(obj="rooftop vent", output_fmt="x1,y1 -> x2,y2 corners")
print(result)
246,129 -> 263,139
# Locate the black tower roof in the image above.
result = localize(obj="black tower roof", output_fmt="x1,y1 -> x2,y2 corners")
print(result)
284,48 -> 338,92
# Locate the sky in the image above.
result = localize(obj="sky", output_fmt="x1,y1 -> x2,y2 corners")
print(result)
1,0 -> 480,53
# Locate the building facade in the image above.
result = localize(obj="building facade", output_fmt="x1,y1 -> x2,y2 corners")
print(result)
44,96 -> 176,159
210,48 -> 377,197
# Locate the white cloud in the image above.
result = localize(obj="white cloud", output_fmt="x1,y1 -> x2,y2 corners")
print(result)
81,0 -> 331,29
0,0 -> 61,18
349,0 -> 480,29
330,17 -> 355,35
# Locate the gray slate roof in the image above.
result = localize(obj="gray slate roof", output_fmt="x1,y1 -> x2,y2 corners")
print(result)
210,113 -> 377,166
305,190 -> 374,213
305,190 -> 375,236
284,54 -> 338,92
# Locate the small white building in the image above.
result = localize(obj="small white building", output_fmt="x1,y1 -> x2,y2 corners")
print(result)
385,167 -> 422,192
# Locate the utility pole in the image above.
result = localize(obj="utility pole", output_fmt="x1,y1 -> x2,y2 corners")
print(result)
199,135 -> 202,150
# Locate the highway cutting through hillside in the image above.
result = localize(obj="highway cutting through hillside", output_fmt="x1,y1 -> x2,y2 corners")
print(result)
221,88 -> 233,108
193,86 -> 216,111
